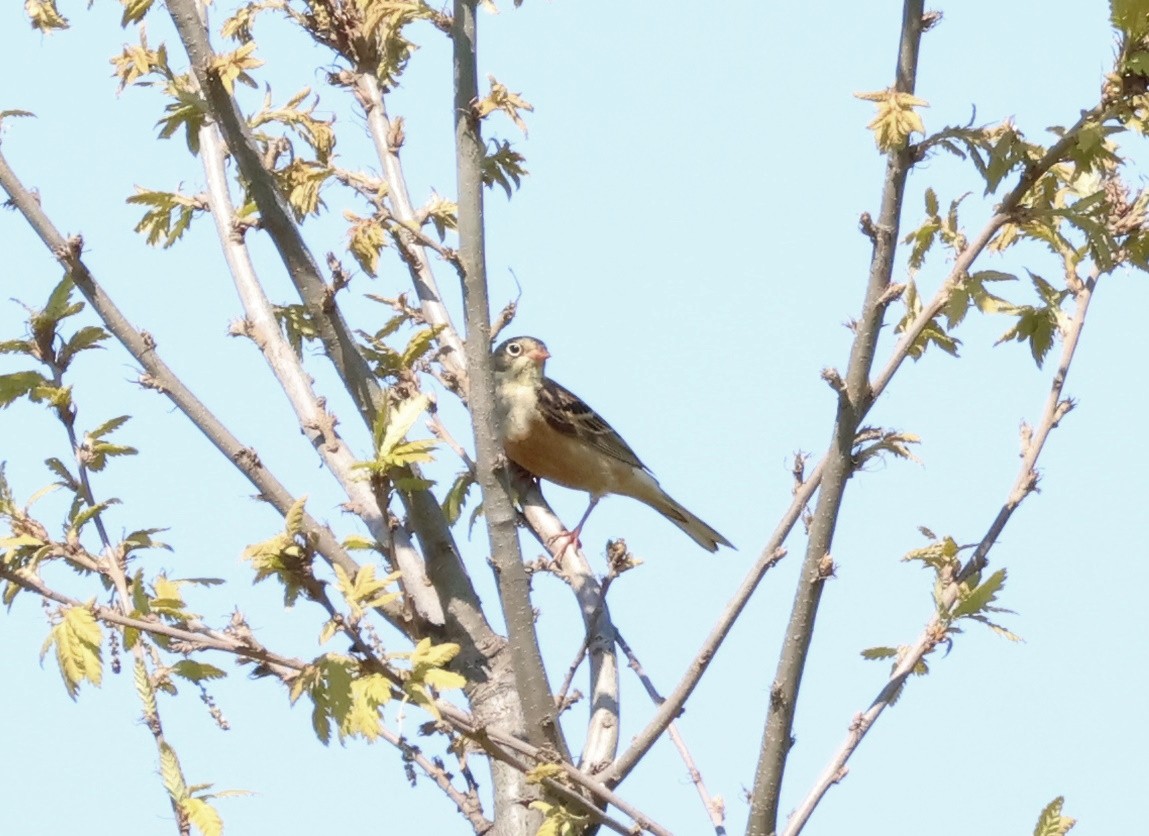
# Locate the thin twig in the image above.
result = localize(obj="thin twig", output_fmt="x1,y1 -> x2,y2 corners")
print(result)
0,565 -> 305,676
378,727 -> 493,834
616,631 -> 726,834
2,558 -> 665,835
606,534 -> 791,787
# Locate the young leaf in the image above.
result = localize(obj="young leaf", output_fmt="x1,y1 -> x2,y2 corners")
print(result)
855,88 -> 929,152
43,605 -> 104,699
1032,795 -> 1076,836
209,42 -> 264,94
25,0 -> 69,32
182,797 -> 223,836
951,568 -> 1007,619
474,75 -> 534,136
171,660 -> 227,683
0,371 -> 48,409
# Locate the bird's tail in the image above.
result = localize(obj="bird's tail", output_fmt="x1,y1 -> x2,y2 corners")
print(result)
652,491 -> 733,553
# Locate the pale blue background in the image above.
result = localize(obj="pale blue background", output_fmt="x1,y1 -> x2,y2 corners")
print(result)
0,2 -> 1141,834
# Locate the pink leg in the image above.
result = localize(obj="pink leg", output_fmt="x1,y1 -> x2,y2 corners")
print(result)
548,496 -> 600,556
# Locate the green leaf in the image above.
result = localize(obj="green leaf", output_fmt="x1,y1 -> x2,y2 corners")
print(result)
410,637 -> 460,669
285,496 -> 307,536
895,280 -> 961,360
952,568 -> 1007,619
43,605 -> 104,699
159,742 -> 188,802
122,527 -> 172,555
1033,795 -> 1076,836
209,42 -> 264,94
474,76 -> 534,137
341,534 -> 378,552
481,140 -> 529,198
441,471 -> 476,525
530,800 -> 588,836
345,213 -> 387,276
58,326 -> 110,368
334,563 -> 401,619
401,326 -> 443,367
274,159 -> 330,221
424,192 -> 458,239
156,79 -> 208,153
1113,0 -> 1149,38
855,88 -> 928,152
120,0 -> 155,26
171,660 -> 227,683
344,673 -> 392,741
127,188 -> 203,248
860,646 -> 899,660
0,371 -> 47,408
379,394 -> 431,458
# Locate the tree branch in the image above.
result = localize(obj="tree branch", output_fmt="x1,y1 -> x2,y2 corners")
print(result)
747,5 -> 927,830
519,483 -> 621,773
0,150 -> 402,625
783,268 -> 1098,835
451,0 -> 566,764
355,71 -> 468,386
166,0 -> 385,429
615,631 -> 726,833
198,122 -> 446,626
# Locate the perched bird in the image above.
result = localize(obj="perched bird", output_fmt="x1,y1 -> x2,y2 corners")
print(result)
492,335 -> 732,552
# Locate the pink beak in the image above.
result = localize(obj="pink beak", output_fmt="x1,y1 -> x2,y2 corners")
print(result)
529,346 -> 550,365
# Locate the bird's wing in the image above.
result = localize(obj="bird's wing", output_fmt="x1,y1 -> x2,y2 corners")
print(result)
537,377 -> 648,471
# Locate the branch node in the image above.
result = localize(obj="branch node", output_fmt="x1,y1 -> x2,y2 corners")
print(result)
821,367 -> 847,393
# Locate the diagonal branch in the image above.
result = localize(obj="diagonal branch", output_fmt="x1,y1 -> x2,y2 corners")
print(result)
615,630 -> 726,833
606,526 -> 794,786
0,149 -> 403,626
519,485 -> 621,773
783,268 -> 1099,836
166,0 -> 384,429
355,72 -> 468,387
198,122 -> 446,626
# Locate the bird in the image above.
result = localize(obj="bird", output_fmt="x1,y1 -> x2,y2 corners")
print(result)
491,335 -> 732,552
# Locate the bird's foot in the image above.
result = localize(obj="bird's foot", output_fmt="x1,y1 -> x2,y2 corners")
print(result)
546,528 -> 582,560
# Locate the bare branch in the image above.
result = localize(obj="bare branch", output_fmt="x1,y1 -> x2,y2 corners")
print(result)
784,269 -> 1099,836
451,0 -> 566,765
376,727 -> 493,834
615,631 -> 726,833
747,6 -> 928,829
519,482 -> 621,773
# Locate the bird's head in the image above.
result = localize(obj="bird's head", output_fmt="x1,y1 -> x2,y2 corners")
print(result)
493,336 -> 550,383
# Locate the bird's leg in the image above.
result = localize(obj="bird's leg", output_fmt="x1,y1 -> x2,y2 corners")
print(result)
547,496 -> 600,557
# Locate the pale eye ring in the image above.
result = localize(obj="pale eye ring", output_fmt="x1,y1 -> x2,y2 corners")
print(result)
506,342 -> 523,357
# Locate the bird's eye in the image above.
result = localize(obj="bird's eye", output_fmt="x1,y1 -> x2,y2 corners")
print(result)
506,342 -> 523,357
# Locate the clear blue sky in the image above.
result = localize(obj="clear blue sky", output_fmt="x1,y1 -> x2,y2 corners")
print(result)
1,2 -> 1142,834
